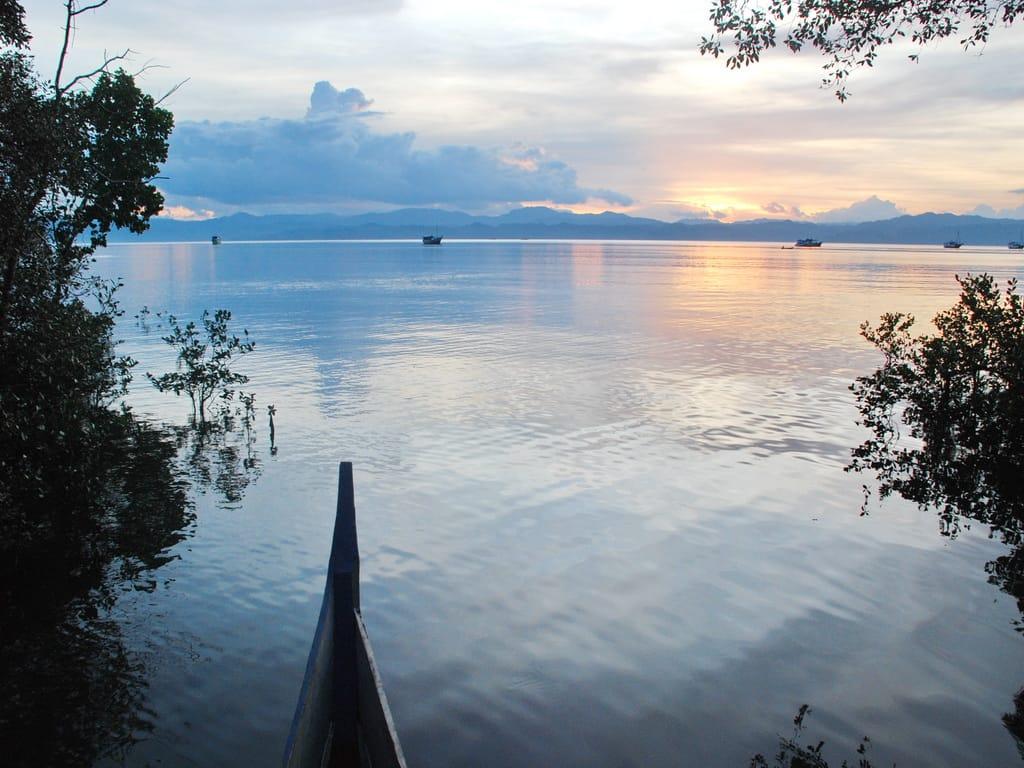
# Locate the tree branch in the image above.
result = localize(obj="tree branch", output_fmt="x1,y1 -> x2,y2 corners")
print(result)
54,1 -> 117,96
70,0 -> 111,15
132,59 -> 168,78
58,48 -> 132,96
53,1 -> 76,96
155,77 -> 190,106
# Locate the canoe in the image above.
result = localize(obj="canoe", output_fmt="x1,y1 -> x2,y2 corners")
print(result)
283,463 -> 407,768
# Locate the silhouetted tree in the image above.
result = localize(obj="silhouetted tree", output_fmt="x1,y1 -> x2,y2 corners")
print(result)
701,0 -> 1024,99
0,0 -> 172,567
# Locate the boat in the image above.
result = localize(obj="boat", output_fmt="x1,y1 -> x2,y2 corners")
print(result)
1009,230 -> 1023,250
795,238 -> 822,247
943,231 -> 963,249
422,234 -> 443,245
283,462 -> 407,768
211,235 -> 222,245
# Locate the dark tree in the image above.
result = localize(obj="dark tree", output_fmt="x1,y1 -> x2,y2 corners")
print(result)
1,6 -> 273,763
0,0 -> 173,560
700,0 -> 1024,99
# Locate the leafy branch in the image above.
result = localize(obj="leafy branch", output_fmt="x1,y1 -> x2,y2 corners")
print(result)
700,0 -> 1024,100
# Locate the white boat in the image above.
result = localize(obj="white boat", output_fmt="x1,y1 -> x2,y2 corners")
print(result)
795,238 -> 822,247
1009,230 -> 1023,250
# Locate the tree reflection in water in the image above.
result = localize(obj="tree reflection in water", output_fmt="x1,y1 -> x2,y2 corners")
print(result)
173,400 -> 265,507
0,411 -> 272,766
756,275 -> 1024,766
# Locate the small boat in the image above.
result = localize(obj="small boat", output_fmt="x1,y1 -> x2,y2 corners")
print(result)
943,231 -> 963,249
422,234 -> 443,245
211,235 -> 222,245
1009,230 -> 1023,250
795,238 -> 822,247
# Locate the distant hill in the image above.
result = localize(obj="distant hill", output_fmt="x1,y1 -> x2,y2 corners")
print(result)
108,206 -> 1024,246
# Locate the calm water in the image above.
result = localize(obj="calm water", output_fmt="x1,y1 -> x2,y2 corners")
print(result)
93,240 -> 1024,767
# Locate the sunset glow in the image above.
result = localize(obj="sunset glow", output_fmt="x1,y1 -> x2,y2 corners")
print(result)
21,1 -> 1024,220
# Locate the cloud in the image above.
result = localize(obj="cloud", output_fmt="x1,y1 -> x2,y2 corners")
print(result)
812,195 -> 905,223
969,203 -> 1024,219
1011,188 -> 1024,195
307,82 -> 374,117
761,202 -> 807,219
159,204 -> 216,221
635,200 -> 812,223
161,82 -> 630,211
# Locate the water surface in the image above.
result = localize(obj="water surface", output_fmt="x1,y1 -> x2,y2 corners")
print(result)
95,240 -> 1024,767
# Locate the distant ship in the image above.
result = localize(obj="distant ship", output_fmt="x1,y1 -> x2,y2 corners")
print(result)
422,234 -> 443,245
943,231 -> 963,249
1009,230 -> 1023,250
211,235 -> 222,245
795,238 -> 822,247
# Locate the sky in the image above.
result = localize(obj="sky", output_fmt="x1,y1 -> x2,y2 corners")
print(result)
22,0 -> 1024,222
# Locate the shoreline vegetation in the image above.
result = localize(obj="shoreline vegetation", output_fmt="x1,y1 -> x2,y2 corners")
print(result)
1,3 -> 271,763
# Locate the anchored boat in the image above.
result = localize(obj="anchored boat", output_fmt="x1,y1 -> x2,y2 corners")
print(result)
422,235 -> 443,245
283,463 -> 406,768
943,231 -> 963,249
1009,230 -> 1023,250
795,238 -> 822,247
211,235 -> 222,245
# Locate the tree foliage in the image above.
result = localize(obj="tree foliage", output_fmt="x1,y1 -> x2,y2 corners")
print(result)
0,5 -> 278,762
0,0 -> 173,572
700,0 -> 1024,99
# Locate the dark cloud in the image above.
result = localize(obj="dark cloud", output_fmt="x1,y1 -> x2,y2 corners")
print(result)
1011,188 -> 1024,195
162,82 -> 629,210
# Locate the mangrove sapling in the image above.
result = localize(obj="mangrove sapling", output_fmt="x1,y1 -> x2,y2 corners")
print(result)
750,705 -> 882,768
147,309 -> 255,422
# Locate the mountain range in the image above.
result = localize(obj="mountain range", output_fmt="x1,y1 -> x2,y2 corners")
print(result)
109,207 -> 1024,246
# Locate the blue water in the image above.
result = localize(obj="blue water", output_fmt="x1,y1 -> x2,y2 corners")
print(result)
94,240 -> 1024,767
